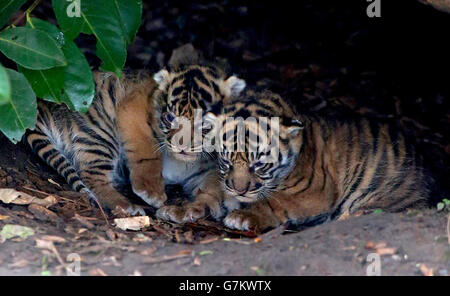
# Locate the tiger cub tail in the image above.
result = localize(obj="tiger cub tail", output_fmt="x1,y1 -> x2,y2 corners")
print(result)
25,108 -> 98,205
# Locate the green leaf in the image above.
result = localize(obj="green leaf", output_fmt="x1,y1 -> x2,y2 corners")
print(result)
113,0 -> 142,45
17,19 -> 65,103
437,202 -> 445,211
61,41 -> 95,113
27,18 -> 65,47
0,69 -> 36,143
53,0 -> 127,76
0,224 -> 35,240
81,0 -> 127,76
18,19 -> 93,111
41,270 -> 52,276
199,250 -> 213,256
0,0 -> 27,28
0,27 -> 67,70
0,64 -> 11,105
51,0 -> 85,41
18,65 -> 64,103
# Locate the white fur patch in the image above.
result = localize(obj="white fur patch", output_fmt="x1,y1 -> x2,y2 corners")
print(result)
153,69 -> 170,90
162,154 -> 214,194
225,76 -> 246,96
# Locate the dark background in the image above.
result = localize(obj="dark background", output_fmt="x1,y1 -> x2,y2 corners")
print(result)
2,0 -> 449,200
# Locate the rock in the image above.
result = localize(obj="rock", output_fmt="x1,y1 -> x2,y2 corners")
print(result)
168,44 -> 199,68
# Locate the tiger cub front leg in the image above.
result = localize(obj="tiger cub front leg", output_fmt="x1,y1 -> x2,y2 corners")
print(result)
157,172 -> 224,223
117,94 -> 167,208
125,139 -> 167,208
224,200 -> 282,233
224,190 -> 333,232
80,171 -> 146,217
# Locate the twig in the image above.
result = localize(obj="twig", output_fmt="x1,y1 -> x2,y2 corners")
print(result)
22,186 -> 75,204
143,250 -> 193,264
6,0 -> 42,30
22,186 -> 56,197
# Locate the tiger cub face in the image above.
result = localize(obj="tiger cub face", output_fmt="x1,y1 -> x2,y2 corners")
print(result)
205,91 -> 305,203
153,65 -> 246,162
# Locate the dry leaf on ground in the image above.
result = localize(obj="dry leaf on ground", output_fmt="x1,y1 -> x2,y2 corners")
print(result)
114,216 -> 151,231
89,268 -> 108,276
73,214 -> 95,229
40,235 -> 66,244
376,247 -> 397,255
35,238 -> 65,266
8,259 -> 30,269
420,263 -> 434,276
28,204 -> 61,223
0,189 -> 57,207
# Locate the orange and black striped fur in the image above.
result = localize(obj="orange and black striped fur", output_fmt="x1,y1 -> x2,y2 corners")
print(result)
25,65 -> 245,216
164,90 -> 430,231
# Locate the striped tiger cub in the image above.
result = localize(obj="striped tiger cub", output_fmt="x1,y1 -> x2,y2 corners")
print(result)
25,65 -> 245,216
162,90 -> 430,231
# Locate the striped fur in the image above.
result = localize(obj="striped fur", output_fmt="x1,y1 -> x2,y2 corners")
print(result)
165,90 -> 430,231
26,72 -> 159,215
26,65 -> 245,216
154,65 -> 247,223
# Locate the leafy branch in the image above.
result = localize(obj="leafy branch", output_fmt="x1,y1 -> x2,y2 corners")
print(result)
0,0 -> 143,143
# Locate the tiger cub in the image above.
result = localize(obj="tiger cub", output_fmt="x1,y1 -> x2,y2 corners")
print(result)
161,90 -> 430,231
25,65 -> 245,215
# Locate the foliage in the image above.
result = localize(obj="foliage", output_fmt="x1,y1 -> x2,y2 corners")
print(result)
437,198 -> 450,212
0,0 -> 142,143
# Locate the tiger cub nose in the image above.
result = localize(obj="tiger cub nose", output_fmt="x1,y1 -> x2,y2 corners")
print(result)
232,180 -> 250,194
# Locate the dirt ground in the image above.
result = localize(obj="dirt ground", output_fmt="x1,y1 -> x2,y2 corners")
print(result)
0,0 -> 449,276
0,133 -> 449,276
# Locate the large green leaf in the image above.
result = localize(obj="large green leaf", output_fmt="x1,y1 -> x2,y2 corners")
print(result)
18,65 -> 64,103
0,0 -> 27,28
81,1 -> 127,76
61,41 -> 95,113
51,0 -> 85,41
26,18 -> 65,47
0,27 -> 67,70
0,69 -> 36,143
17,19 -> 65,103
0,64 -> 11,105
17,19 -> 93,110
113,0 -> 142,45
52,0 -> 127,76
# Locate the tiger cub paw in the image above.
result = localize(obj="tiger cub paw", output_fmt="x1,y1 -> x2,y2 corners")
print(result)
224,210 -> 262,232
133,189 -> 167,209
125,204 -> 147,216
131,175 -> 167,208
156,204 -> 206,223
112,204 -> 146,217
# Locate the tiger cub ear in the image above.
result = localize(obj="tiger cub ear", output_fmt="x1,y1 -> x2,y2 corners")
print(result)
223,76 -> 246,97
153,69 -> 171,90
284,118 -> 305,137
